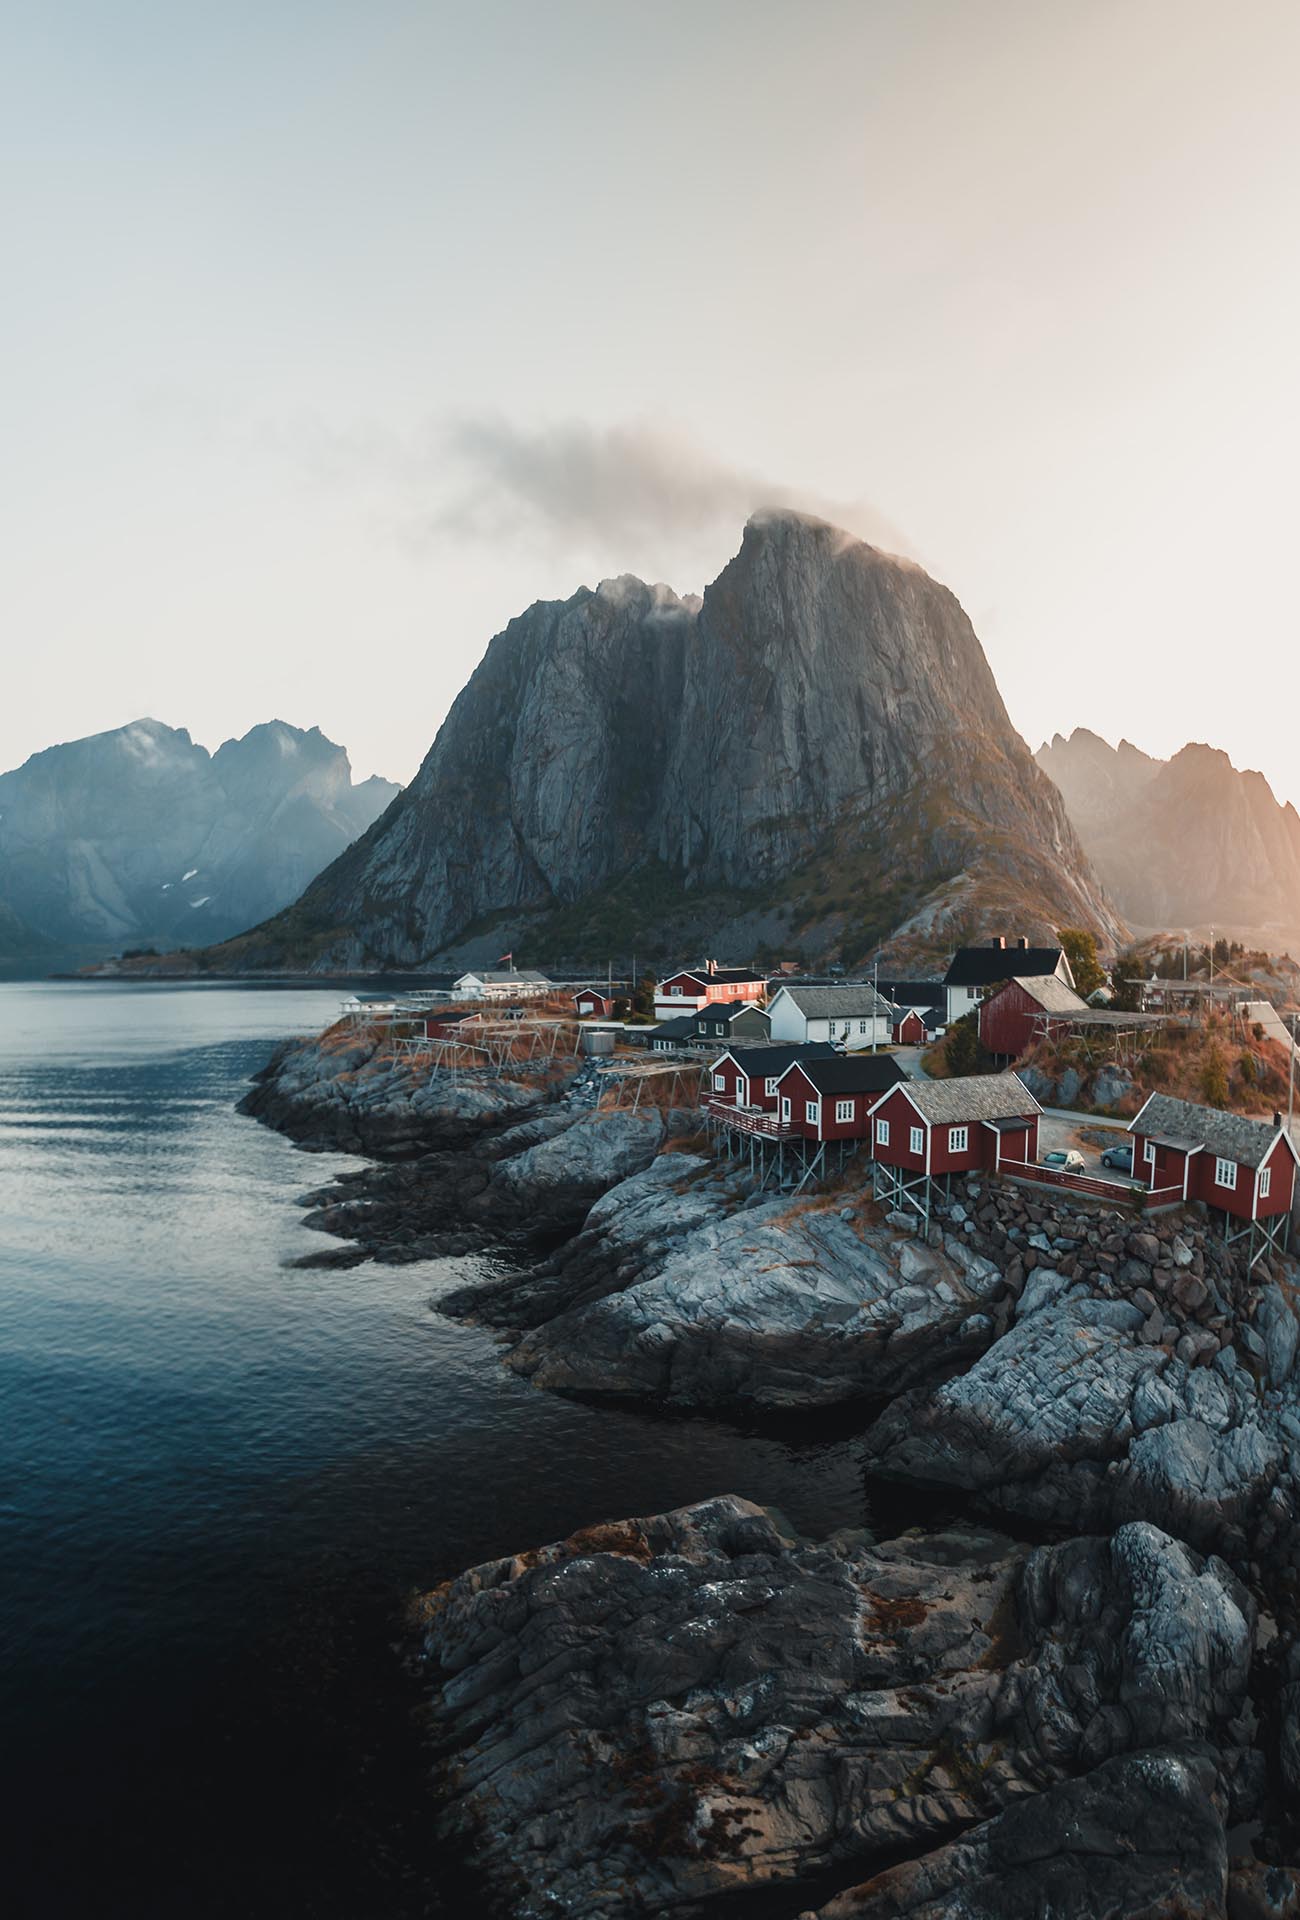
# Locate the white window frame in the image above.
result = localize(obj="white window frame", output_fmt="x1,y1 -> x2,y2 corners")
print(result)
1215,1156 -> 1238,1190
859,1019 -> 868,1033
764,1077 -> 778,1096
909,1125 -> 924,1155
670,984 -> 682,996
780,1096 -> 791,1124
828,1019 -> 838,1037
949,1126 -> 968,1154
712,1072 -> 725,1091
1144,1140 -> 1155,1164
876,1118 -> 890,1146
1260,1165 -> 1272,1200
835,1099 -> 855,1124
806,1100 -> 819,1126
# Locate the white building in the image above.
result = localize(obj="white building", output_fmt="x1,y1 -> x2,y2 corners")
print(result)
453,969 -> 552,1001
941,939 -> 1074,1026
765,983 -> 894,1051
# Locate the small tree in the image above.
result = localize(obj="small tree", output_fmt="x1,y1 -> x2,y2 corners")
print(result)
1240,1050 -> 1257,1087
1058,928 -> 1106,999
1109,950 -> 1145,1013
1201,1045 -> 1229,1108
945,1011 -> 989,1077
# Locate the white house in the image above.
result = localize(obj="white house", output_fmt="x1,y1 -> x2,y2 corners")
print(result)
453,969 -> 552,1002
765,984 -> 894,1051
941,939 -> 1074,1026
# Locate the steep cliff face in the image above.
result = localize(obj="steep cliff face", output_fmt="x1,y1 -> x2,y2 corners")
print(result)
214,514 -> 1118,971
1038,728 -> 1300,938
0,718 -> 399,960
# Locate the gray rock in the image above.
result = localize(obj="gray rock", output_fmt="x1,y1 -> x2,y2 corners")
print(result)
417,1498 -> 1251,1920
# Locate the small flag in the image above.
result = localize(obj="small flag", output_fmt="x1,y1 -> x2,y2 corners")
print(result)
497,951 -> 513,966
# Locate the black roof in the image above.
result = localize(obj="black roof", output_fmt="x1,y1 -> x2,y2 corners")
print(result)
721,1042 -> 836,1078
652,1015 -> 699,1041
696,1002 -> 767,1027
665,964 -> 764,986
944,946 -> 1063,988
875,979 -> 945,1013
779,1054 -> 910,1096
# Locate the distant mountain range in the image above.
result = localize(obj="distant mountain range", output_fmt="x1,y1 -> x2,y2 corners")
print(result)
0,719 -> 399,968
195,512 -> 1119,975
1037,729 -> 1300,943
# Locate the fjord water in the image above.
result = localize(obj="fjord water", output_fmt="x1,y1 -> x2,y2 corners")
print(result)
1,982 -> 869,1917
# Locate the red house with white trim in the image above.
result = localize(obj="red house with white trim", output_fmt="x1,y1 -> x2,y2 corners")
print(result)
867,1073 -> 1042,1179
706,1043 -> 836,1114
774,1054 -> 910,1143
655,961 -> 767,1021
891,1007 -> 928,1046
978,974 -> 1088,1064
1128,1093 -> 1298,1224
573,986 -> 616,1019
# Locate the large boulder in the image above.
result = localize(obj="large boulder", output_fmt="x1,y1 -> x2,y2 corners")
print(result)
415,1496 -> 1255,1920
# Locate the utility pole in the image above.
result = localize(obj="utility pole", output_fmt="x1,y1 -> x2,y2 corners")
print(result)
1289,1011 -> 1296,1138
1183,932 -> 1188,981
873,956 -> 879,1053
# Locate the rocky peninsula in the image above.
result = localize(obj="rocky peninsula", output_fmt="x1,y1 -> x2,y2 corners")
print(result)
245,1023 -> 1300,1916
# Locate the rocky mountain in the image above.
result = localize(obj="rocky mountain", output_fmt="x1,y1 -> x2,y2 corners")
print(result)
0,718 -> 399,964
209,512 -> 1119,972
1037,728 -> 1300,940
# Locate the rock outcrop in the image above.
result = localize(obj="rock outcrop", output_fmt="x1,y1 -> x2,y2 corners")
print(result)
1038,727 -> 1300,941
205,513 -> 1118,972
0,716 -> 398,961
415,1495 -> 1258,1919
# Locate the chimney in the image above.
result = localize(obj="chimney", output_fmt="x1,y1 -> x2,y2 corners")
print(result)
1275,1111 -> 1283,1129
707,958 -> 717,976
1017,936 -> 1030,949
990,936 -> 1006,950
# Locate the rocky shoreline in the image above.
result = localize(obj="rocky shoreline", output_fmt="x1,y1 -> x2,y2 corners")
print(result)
245,1025 -> 1300,1916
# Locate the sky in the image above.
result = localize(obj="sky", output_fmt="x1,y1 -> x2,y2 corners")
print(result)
3,0 -> 1299,801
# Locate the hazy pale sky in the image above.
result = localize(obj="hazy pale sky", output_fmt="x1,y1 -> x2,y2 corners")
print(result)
4,1 -> 1299,801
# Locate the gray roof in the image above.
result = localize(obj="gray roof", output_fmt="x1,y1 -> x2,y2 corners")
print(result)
457,969 -> 551,985
1013,974 -> 1088,1016
1128,1093 -> 1290,1169
889,1071 -> 1042,1125
774,984 -> 894,1020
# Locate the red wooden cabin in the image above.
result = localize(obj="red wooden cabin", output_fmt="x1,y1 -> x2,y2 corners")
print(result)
868,1073 -> 1042,1177
573,987 -> 616,1019
978,975 -> 1087,1064
1128,1093 -> 1299,1221
891,1007 -> 928,1046
775,1054 -> 909,1142
706,1043 -> 835,1113
655,962 -> 767,1019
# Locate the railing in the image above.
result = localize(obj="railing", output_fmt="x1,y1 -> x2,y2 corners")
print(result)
1003,1160 -> 1183,1210
703,1096 -> 796,1140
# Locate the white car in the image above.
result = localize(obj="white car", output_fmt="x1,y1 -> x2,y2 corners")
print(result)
1040,1149 -> 1086,1174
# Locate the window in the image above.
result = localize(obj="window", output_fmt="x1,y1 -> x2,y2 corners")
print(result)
670,984 -> 681,996
765,1077 -> 777,1096
876,1118 -> 890,1146
910,1125 -> 924,1156
712,1072 -> 725,1091
1261,1165 -> 1272,1200
780,1097 -> 791,1123
1215,1157 -> 1238,1190
1144,1140 -> 1155,1164
828,1020 -> 837,1037
949,1126 -> 968,1154
835,1099 -> 855,1123
806,1101 -> 818,1126
859,1020 -> 868,1033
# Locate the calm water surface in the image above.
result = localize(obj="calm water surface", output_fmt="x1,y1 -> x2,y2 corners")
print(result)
0,982 -> 871,1917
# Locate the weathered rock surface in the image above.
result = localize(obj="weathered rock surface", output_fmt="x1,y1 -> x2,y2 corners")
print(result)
416,1495 -> 1257,1919
239,1026 -> 551,1157
810,1745 -> 1231,1919
504,1190 -> 1010,1408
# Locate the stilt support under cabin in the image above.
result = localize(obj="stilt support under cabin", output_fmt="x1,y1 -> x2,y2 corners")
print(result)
1221,1208 -> 1292,1273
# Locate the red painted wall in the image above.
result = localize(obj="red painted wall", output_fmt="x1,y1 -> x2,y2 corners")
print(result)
870,1088 -> 930,1170
777,1063 -> 873,1140
892,1009 -> 926,1045
978,980 -> 1068,1061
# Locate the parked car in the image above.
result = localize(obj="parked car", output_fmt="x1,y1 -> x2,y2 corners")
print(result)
1040,1149 -> 1086,1174
1100,1142 -> 1134,1172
